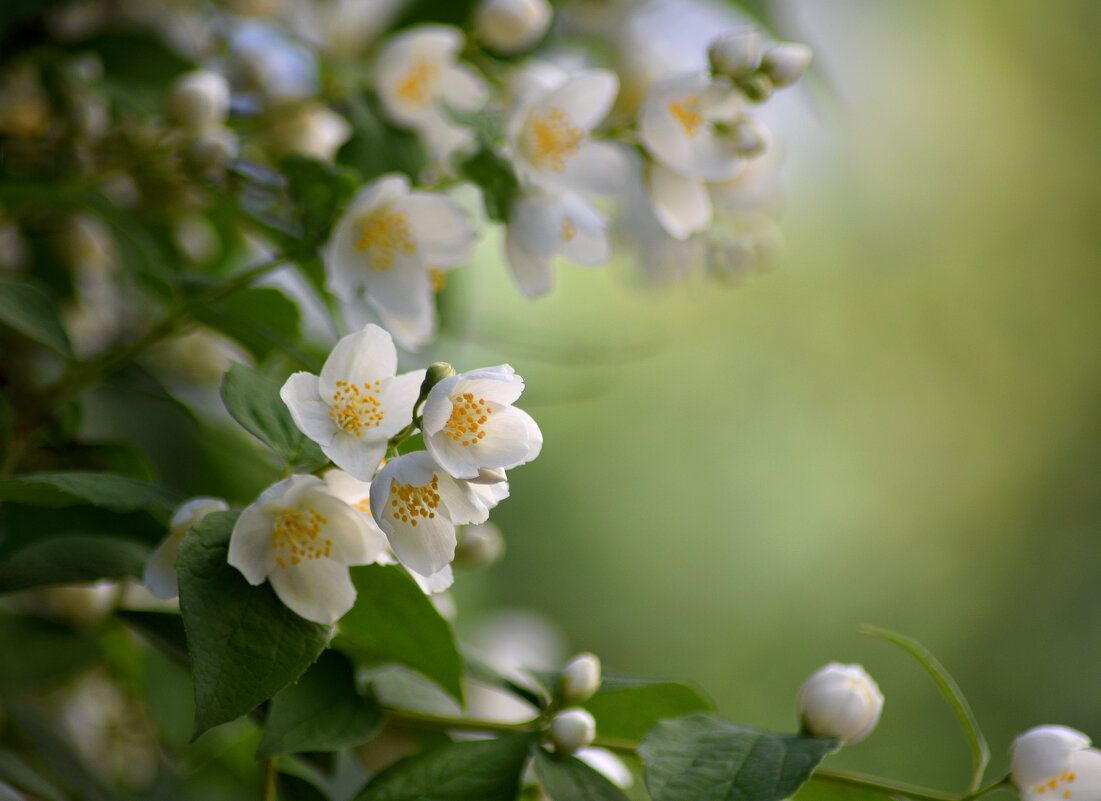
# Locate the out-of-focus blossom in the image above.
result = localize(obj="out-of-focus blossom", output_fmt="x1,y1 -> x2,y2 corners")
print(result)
561,652 -> 601,704
454,521 -> 505,569
282,323 -> 425,479
475,0 -> 553,55
231,20 -> 320,100
708,29 -> 761,80
268,102 -> 352,162
228,474 -> 379,624
325,175 -> 476,348
165,69 -> 230,133
760,43 -> 813,88
289,0 -> 407,58
504,189 -> 610,298
144,497 -> 229,599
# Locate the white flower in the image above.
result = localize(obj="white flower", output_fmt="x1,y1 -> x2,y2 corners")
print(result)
165,70 -> 230,133
708,30 -> 761,80
797,662 -> 884,744
281,324 -> 426,480
561,652 -> 601,704
268,103 -> 352,162
1011,726 -> 1101,801
144,497 -> 229,599
550,708 -> 596,754
421,365 -> 542,480
325,174 -> 476,349
369,452 -> 507,578
508,69 -> 626,195
227,475 -> 376,624
322,468 -> 454,593
639,72 -> 746,183
504,189 -> 610,298
474,0 -> 553,55
375,25 -> 488,162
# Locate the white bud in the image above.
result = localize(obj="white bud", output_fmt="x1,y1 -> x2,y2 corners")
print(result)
268,103 -> 352,162
728,119 -> 767,158
797,662 -> 883,744
560,652 -> 601,704
708,29 -> 761,80
549,708 -> 596,755
454,523 -> 505,569
166,70 -> 230,132
760,43 -> 812,89
189,126 -> 239,169
1010,725 -> 1101,800
475,0 -> 553,55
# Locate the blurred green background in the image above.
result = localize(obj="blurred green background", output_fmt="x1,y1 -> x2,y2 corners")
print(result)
444,0 -> 1100,789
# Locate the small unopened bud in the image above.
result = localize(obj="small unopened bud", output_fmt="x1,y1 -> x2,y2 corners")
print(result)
189,126 -> 239,170
797,663 -> 883,744
166,70 -> 231,132
454,523 -> 505,569
729,119 -> 767,158
549,708 -> 596,754
735,72 -> 773,103
417,362 -> 457,409
708,29 -> 761,80
560,652 -> 601,704
475,0 -> 553,55
269,103 -> 352,162
760,43 -> 812,88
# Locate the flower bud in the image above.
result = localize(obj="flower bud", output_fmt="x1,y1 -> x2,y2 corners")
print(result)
549,708 -> 596,754
189,126 -> 239,170
166,70 -> 231,132
560,652 -> 601,704
797,662 -> 883,744
708,30 -> 761,80
1011,725 -> 1101,801
475,0 -> 553,55
728,119 -> 767,158
735,72 -> 773,103
454,522 -> 505,569
268,103 -> 352,162
760,43 -> 812,89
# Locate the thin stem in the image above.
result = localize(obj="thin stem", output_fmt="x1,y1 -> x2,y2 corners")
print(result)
382,706 -> 535,737
263,757 -> 278,801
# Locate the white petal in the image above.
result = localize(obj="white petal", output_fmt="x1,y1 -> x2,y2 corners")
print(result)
558,196 -> 610,265
559,140 -> 629,195
576,748 -> 633,789
301,489 -> 375,565
228,504 -> 277,585
170,497 -> 228,533
268,557 -> 355,624
319,324 -> 397,400
647,162 -> 712,240
504,226 -> 554,299
375,369 -> 427,438
416,111 -> 479,163
464,477 -> 510,514
537,70 -> 618,132
510,193 -> 565,258
384,513 -> 457,577
439,63 -> 489,111
398,193 -> 476,267
326,175 -> 411,299
370,288 -> 437,351
143,533 -> 183,599
281,371 -> 339,447
323,431 -> 388,482
413,563 -> 454,593
436,474 -> 490,525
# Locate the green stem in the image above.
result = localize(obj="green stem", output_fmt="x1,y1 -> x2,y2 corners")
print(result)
263,757 -> 278,801
382,706 -> 535,736
812,770 -> 1010,801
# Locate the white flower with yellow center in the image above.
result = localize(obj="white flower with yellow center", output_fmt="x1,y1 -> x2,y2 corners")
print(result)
504,190 -> 610,298
325,175 -> 476,349
144,497 -> 230,600
369,452 -> 508,578
421,365 -> 542,480
281,324 -> 426,480
1011,726 -> 1101,801
322,467 -> 454,593
375,25 -> 489,162
508,69 -> 626,196
228,475 -> 379,624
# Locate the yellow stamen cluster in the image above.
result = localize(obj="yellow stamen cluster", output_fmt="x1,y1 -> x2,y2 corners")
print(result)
668,94 -> 703,138
390,475 -> 440,528
271,506 -> 331,569
355,210 -> 417,271
444,392 -> 493,446
429,267 -> 447,293
330,379 -> 386,437
560,219 -> 577,242
395,57 -> 440,109
1035,771 -> 1077,798
526,107 -> 584,171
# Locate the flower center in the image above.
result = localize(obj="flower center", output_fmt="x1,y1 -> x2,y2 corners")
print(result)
560,219 -> 577,242
330,379 -> 385,436
354,209 -> 417,271
271,507 -> 331,568
429,266 -> 447,293
668,94 -> 703,138
1034,770 -> 1077,798
444,392 -> 493,446
394,57 -> 440,109
389,474 -> 440,527
525,107 -> 584,171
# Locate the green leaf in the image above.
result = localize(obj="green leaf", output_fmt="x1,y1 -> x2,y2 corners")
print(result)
0,471 -> 180,510
584,676 -> 713,743
533,747 -> 631,801
0,747 -> 69,801
279,773 -> 331,801
790,776 -> 887,801
281,155 -> 360,256
457,146 -> 520,223
861,625 -> 989,793
258,650 -> 385,757
333,564 -> 464,705
118,610 -> 190,667
177,510 -> 331,739
0,535 -> 149,592
194,286 -> 303,363
353,733 -> 537,801
337,90 -> 426,183
72,31 -> 194,114
0,613 -> 99,694
221,362 -> 325,465
638,713 -> 840,801
0,279 -> 73,356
